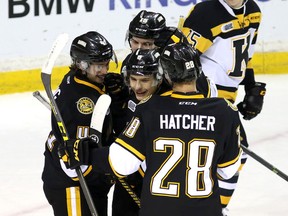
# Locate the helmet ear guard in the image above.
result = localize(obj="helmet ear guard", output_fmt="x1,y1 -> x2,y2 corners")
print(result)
155,69 -> 163,82
121,65 -> 129,85
75,60 -> 89,71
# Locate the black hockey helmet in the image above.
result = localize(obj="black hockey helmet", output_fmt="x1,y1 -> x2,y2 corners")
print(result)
70,31 -> 113,66
160,42 -> 202,83
128,10 -> 166,39
122,48 -> 163,81
154,26 -> 189,52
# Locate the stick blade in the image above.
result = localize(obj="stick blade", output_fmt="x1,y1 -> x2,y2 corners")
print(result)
90,94 -> 112,133
41,33 -> 69,75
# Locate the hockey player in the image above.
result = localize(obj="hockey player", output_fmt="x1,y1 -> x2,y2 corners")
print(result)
182,0 -> 266,213
103,10 -> 217,216
41,31 -> 116,216
105,48 -> 169,216
62,42 -> 243,216
104,10 -> 169,216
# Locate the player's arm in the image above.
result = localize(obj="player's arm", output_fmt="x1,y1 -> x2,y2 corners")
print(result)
108,113 -> 146,177
217,102 -> 243,180
61,112 -> 146,177
59,136 -> 144,181
237,12 -> 266,120
108,138 -> 144,178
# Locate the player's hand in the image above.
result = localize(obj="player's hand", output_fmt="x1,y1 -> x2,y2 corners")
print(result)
104,73 -> 126,96
58,137 -> 96,169
237,82 -> 266,120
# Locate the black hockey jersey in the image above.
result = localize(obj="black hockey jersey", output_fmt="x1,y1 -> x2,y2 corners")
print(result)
42,69 -> 113,188
108,92 -> 242,216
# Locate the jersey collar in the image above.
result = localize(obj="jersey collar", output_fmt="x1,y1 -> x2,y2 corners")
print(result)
170,91 -> 205,99
220,0 -> 247,17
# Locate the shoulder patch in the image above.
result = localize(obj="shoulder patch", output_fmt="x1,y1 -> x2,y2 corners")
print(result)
76,97 -> 94,114
221,22 -> 234,33
128,100 -> 137,112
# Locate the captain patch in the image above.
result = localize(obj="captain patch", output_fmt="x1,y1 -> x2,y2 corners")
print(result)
76,97 -> 94,114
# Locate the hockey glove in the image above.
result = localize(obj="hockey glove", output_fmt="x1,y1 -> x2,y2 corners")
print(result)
104,72 -> 129,118
237,82 -> 266,120
58,137 -> 96,169
104,73 -> 126,96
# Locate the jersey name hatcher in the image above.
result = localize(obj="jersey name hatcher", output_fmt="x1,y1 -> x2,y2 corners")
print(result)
160,114 -> 215,131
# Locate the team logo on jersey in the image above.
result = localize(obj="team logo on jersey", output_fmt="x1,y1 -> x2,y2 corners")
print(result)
76,97 -> 94,114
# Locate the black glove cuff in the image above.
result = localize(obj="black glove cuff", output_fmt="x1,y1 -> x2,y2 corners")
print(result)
246,82 -> 266,96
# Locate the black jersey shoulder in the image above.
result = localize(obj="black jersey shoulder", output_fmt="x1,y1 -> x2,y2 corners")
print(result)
246,0 -> 261,13
184,1 -> 224,38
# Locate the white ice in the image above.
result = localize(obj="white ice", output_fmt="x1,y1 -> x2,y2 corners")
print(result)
1,74 -> 288,216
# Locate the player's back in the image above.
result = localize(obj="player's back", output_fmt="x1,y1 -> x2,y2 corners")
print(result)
136,92 -> 241,216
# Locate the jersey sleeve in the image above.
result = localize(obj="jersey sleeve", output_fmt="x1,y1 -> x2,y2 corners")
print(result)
217,102 -> 243,180
108,111 -> 147,177
182,4 -> 213,53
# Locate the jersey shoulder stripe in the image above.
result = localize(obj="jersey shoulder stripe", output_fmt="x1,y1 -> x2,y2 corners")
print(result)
183,0 -> 261,53
115,137 -> 145,161
74,76 -> 105,94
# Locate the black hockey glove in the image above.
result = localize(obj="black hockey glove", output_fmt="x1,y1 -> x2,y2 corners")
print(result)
104,72 -> 129,118
58,137 -> 97,169
104,73 -> 126,96
237,82 -> 266,120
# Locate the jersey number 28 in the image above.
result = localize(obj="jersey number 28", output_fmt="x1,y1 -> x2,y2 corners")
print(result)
151,138 -> 215,198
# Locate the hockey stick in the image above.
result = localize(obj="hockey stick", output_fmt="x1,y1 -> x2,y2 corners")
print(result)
117,178 -> 141,207
41,33 -> 98,216
90,94 -> 111,145
34,89 -> 142,207
33,90 -> 51,110
241,144 -> 288,182
177,15 -> 185,30
90,94 -> 141,208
